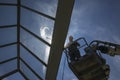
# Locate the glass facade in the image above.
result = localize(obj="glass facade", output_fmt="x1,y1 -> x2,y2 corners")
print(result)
0,0 -> 58,80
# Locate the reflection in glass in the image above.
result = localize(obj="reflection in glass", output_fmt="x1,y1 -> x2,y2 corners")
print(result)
21,0 -> 58,17
21,8 -> 54,44
20,61 -> 40,80
20,46 -> 46,80
20,28 -> 50,64
20,26 -> 50,63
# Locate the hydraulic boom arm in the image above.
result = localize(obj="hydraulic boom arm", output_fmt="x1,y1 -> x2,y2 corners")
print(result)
89,40 -> 120,56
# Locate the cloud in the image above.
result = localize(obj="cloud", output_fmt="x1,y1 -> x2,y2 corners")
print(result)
40,26 -> 51,40
35,0 -> 58,17
40,26 -> 51,60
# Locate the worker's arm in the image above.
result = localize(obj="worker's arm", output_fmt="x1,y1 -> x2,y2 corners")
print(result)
74,41 -> 80,47
64,42 -> 71,48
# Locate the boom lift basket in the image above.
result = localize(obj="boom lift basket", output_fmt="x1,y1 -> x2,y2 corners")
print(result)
65,38 -> 110,80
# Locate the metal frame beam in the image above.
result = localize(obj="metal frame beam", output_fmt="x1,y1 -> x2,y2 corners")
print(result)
0,42 -> 17,48
0,3 -> 17,6
17,0 -> 21,70
46,0 -> 75,80
0,24 -> 17,28
0,57 -> 17,64
0,69 -> 18,79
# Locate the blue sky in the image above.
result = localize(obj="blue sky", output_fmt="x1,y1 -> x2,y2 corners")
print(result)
58,0 -> 120,80
0,0 -> 120,80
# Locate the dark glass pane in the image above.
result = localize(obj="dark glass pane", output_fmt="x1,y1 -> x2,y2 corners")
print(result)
21,0 -> 58,17
20,28 -> 50,64
21,7 -> 54,44
3,72 -> 25,80
20,61 -> 39,80
0,45 -> 17,62
0,27 -> 17,45
0,59 -> 17,76
20,46 -> 46,80
0,6 -> 17,26
0,0 -> 17,3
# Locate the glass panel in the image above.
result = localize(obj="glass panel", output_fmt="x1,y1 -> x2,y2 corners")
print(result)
0,27 -> 17,45
0,59 -> 17,76
20,46 -> 46,80
0,45 -> 17,62
21,0 -> 58,17
0,0 -> 17,3
20,28 -> 50,64
20,61 -> 39,80
0,6 -> 17,26
2,72 -> 25,80
21,7 -> 54,44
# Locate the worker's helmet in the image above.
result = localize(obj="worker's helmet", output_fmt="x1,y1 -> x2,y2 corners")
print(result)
69,36 -> 73,41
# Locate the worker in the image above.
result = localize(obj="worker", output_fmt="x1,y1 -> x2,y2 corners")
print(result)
65,36 -> 81,61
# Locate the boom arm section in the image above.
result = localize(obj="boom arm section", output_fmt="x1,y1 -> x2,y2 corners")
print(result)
89,40 -> 120,56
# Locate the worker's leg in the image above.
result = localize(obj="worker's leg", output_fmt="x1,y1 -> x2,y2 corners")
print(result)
76,50 -> 81,57
69,52 -> 76,61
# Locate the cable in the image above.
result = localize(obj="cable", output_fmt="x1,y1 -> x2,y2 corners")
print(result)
61,50 -> 68,80
61,55 -> 67,80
